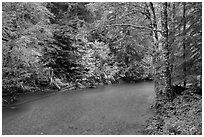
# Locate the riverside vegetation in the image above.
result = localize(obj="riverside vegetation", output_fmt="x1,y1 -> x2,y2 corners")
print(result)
2,2 -> 202,135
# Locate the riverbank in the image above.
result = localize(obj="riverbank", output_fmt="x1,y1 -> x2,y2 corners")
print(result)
3,78 -> 153,107
144,89 -> 202,135
2,78 -> 105,107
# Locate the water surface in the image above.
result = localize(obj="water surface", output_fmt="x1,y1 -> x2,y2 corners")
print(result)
2,82 -> 155,135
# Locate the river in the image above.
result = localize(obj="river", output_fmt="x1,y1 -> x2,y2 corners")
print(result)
2,81 -> 155,135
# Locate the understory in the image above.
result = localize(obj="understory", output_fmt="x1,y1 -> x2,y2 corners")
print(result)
144,88 -> 202,135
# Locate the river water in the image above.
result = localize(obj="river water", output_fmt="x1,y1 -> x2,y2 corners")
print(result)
2,82 -> 155,135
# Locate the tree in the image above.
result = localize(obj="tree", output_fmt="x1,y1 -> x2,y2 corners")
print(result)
169,2 -> 202,88
86,2 -> 154,81
2,2 -> 201,104
182,2 -> 187,87
161,2 -> 173,101
2,2 -> 54,100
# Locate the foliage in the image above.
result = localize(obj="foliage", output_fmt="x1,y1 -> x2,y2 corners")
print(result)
79,40 -> 119,85
42,25 -> 82,82
170,2 -> 202,86
2,2 -> 54,101
2,2 -> 202,135
2,2 -> 201,106
86,2 -> 154,81
144,89 -> 202,135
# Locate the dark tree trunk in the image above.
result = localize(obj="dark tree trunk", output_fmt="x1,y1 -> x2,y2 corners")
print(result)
161,2 -> 173,101
183,2 -> 186,87
170,2 -> 176,85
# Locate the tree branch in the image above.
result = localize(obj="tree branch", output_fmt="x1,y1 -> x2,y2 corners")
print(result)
106,24 -> 162,33
126,9 -> 151,20
107,24 -> 152,30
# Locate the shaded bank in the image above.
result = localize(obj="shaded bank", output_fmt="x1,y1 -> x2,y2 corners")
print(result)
144,89 -> 202,135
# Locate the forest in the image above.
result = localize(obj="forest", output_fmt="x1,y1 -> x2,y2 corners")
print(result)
2,2 -> 202,135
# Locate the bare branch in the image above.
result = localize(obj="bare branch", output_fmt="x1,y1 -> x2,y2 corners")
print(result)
107,24 -> 152,30
106,24 -> 162,33
126,9 -> 151,20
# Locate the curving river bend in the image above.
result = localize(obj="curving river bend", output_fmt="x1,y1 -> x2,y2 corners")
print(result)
2,82 -> 155,135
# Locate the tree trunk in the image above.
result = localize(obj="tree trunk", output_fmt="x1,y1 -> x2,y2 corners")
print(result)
170,3 -> 176,85
149,2 -> 158,41
183,2 -> 186,87
148,2 -> 161,99
161,2 -> 173,101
